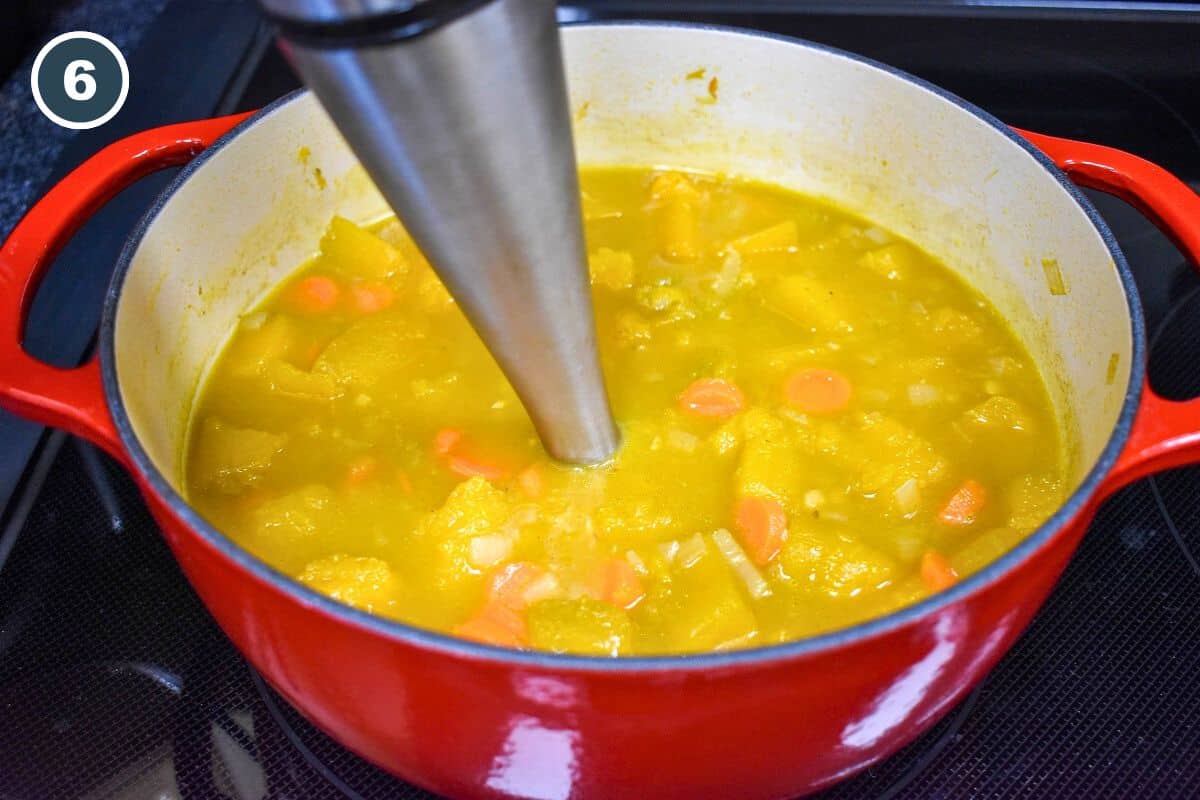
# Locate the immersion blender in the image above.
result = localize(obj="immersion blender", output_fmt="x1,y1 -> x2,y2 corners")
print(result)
258,0 -> 619,464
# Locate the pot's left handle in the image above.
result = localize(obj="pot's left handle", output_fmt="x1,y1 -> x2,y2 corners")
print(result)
0,113 -> 251,465
1019,129 -> 1200,493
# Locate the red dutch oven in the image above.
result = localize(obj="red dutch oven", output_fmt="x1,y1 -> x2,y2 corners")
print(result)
3,24 -> 1200,800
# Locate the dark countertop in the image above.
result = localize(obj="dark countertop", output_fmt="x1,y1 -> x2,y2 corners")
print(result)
0,0 -> 267,522
0,0 -> 169,239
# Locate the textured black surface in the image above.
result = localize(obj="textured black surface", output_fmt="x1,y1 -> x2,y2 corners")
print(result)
3,2 -> 1200,798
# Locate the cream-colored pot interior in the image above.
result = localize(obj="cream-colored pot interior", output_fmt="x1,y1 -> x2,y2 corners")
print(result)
114,25 -> 1131,498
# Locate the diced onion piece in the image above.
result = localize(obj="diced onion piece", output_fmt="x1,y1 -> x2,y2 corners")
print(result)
712,249 -> 743,296
822,509 -> 849,523
667,429 -> 700,453
625,550 -> 649,576
910,301 -> 929,316
1041,257 -> 1068,296
907,383 -> 940,406
658,540 -> 680,563
469,535 -> 513,569
893,478 -> 921,517
240,311 -> 269,330
677,533 -> 708,569
712,528 -> 771,598
803,489 -> 826,510
863,226 -> 893,245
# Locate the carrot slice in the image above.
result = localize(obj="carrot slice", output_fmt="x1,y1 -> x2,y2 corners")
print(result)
344,454 -> 378,485
453,603 -> 527,648
516,464 -> 545,498
350,280 -> 396,314
434,428 -> 463,455
448,454 -> 509,481
435,428 -> 509,481
784,368 -> 852,414
938,479 -> 987,526
678,378 -> 746,418
488,562 -> 561,611
734,496 -> 789,565
285,275 -> 340,314
920,549 -> 959,592
586,557 -> 645,610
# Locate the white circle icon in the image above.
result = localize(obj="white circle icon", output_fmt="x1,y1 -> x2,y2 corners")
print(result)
31,31 -> 129,131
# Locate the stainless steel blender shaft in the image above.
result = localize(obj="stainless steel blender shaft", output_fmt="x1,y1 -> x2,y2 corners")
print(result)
261,0 -> 619,464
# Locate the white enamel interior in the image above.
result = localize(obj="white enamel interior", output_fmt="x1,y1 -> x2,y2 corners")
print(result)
113,25 -> 1131,495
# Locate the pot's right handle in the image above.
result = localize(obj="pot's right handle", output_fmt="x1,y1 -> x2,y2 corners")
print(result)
0,113 -> 251,465
1019,129 -> 1200,493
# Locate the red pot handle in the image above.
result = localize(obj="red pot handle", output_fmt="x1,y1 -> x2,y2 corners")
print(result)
0,113 -> 251,466
1019,129 -> 1200,493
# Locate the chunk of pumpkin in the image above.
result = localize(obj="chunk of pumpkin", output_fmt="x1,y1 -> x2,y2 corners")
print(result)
320,215 -> 405,279
641,544 -> 757,652
313,314 -> 424,389
298,554 -> 399,612
191,419 -> 287,494
225,315 -> 303,376
727,220 -> 798,255
853,413 -> 946,495
589,248 -> 635,290
779,527 -> 896,599
857,242 -> 917,282
768,273 -> 850,334
251,484 -> 335,549
527,597 -> 633,656
1006,473 -> 1063,531
958,395 -> 1037,472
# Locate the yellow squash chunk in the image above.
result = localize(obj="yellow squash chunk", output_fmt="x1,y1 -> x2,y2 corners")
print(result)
191,419 -> 287,494
857,242 -> 917,281
261,359 -> 341,401
314,314 -> 425,389
420,477 -> 514,541
298,554 -> 399,613
644,545 -> 757,652
250,484 -> 336,558
527,597 -> 633,656
408,478 -> 520,608
225,315 -> 303,376
1006,473 -> 1063,531
589,247 -> 635,290
320,215 -> 405,279
414,267 -> 455,313
727,220 -> 798,254
929,306 -> 984,350
657,199 -> 701,262
958,395 -> 1038,472
768,273 -> 850,334
779,527 -> 896,599
853,413 -> 947,496
963,395 -> 1034,433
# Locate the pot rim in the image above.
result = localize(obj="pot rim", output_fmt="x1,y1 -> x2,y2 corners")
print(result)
99,20 -> 1144,672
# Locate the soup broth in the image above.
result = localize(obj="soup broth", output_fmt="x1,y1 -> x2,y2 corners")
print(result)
185,168 -> 1065,655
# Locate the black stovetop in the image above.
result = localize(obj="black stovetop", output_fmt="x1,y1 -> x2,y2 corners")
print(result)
2,2 -> 1199,798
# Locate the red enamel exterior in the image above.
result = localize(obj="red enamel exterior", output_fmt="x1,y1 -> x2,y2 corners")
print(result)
2,114 -> 1199,798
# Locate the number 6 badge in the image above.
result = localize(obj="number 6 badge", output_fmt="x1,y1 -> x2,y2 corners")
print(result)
31,31 -> 129,131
